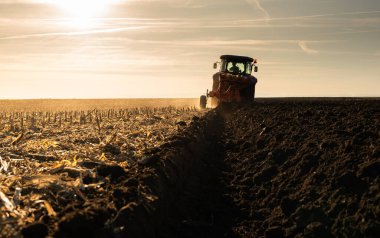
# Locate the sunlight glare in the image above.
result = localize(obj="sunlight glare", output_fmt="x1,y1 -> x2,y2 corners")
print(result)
54,0 -> 116,28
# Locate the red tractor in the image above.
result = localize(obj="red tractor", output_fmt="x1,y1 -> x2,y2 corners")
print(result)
200,55 -> 258,109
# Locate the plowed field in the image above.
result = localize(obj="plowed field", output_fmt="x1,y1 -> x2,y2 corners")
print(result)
1,99 -> 379,238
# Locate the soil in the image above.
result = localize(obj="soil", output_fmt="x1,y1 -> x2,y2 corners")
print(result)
1,98 -> 379,238
218,99 -> 380,238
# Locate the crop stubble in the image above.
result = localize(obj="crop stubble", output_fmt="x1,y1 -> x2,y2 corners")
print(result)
0,101 -> 203,237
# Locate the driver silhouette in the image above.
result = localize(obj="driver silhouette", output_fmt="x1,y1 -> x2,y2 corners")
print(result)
229,62 -> 241,74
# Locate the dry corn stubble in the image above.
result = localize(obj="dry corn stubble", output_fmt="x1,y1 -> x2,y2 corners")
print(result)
0,103 -> 205,237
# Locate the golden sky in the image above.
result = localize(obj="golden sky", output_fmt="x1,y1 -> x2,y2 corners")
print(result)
0,0 -> 379,98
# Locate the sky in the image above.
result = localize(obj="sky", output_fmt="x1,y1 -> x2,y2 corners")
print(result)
0,0 -> 379,99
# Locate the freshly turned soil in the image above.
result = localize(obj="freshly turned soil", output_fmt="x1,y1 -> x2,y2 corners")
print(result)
216,99 -> 380,238
162,99 -> 380,238
2,99 -> 379,238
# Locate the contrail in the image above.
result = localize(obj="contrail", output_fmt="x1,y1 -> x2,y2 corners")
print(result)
283,10 -> 380,20
245,0 -> 270,20
254,0 -> 270,19
0,26 -> 144,40
238,10 -> 380,23
298,41 -> 319,55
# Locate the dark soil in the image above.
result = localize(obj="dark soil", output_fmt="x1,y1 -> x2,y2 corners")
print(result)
2,99 -> 380,238
159,99 -> 380,238
216,99 -> 380,238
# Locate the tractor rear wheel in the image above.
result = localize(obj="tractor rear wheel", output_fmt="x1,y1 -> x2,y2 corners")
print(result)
200,95 -> 207,109
240,85 -> 256,103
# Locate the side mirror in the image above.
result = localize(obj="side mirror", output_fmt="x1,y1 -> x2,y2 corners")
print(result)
213,62 -> 218,69
254,66 -> 258,72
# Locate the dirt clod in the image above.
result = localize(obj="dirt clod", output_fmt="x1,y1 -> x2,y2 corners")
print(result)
21,222 -> 48,238
96,164 -> 127,182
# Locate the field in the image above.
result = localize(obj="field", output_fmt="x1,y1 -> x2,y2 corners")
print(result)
0,99 -> 199,112
0,98 -> 379,238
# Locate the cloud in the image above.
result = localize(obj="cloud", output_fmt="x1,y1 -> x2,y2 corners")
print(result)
233,10 -> 380,24
0,26 -> 144,40
254,0 -> 270,19
324,29 -> 380,35
245,0 -> 270,19
290,10 -> 380,20
298,41 -> 319,55
352,17 -> 380,25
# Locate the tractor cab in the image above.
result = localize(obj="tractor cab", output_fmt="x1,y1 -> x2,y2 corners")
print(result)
214,55 -> 258,75
200,55 -> 258,109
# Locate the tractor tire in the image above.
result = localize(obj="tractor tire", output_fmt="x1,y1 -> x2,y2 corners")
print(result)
200,95 -> 207,109
241,85 -> 256,103
240,87 -> 252,103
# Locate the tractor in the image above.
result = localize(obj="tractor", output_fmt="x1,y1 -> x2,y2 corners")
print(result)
200,55 -> 258,109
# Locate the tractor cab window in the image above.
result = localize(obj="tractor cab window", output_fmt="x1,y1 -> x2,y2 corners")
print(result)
245,62 -> 252,75
227,62 -> 245,74
220,60 -> 228,72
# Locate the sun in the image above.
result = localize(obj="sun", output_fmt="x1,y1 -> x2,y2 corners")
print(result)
53,0 -> 114,28
56,0 -> 106,18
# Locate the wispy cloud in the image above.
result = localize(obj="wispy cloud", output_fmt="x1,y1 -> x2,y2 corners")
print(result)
245,0 -> 270,19
0,26 -> 144,40
235,10 -> 380,23
352,17 -> 380,25
298,41 -> 319,55
323,29 -> 380,35
140,39 -> 272,46
288,10 -> 380,20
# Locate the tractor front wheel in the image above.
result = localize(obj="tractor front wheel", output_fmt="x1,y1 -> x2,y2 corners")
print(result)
200,95 -> 207,109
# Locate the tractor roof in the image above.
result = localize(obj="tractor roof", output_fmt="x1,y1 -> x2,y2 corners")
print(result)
220,55 -> 253,62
